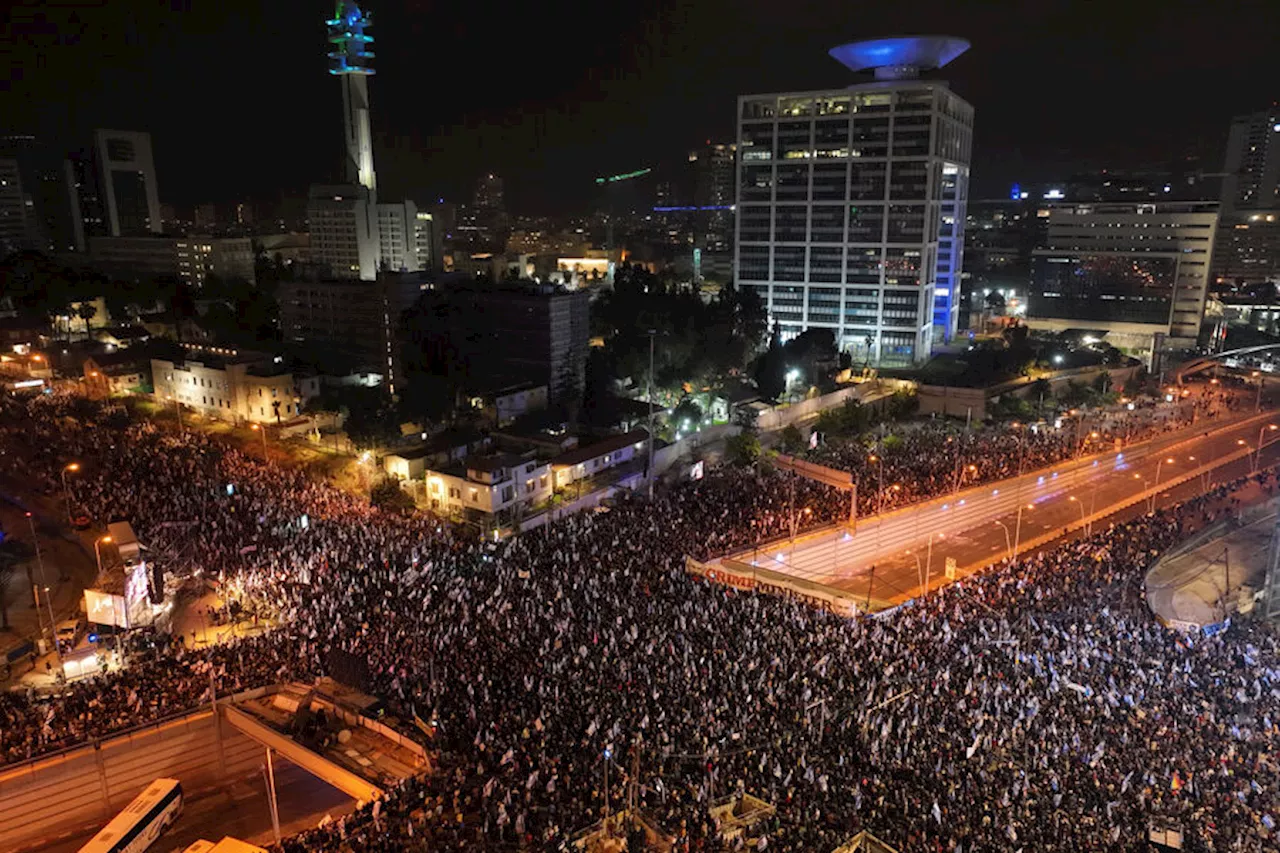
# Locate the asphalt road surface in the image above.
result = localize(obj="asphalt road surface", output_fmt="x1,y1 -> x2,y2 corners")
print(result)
29,757 -> 355,853
731,409 -> 1280,609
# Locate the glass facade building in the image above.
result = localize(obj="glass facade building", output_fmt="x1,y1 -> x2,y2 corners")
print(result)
735,83 -> 973,365
1027,203 -> 1219,350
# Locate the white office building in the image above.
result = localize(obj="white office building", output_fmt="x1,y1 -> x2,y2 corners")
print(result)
735,36 -> 973,365
308,184 -> 379,280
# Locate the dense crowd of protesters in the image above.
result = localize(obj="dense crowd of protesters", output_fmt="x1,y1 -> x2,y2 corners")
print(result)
810,383 -> 1248,516
2,391 -> 1279,851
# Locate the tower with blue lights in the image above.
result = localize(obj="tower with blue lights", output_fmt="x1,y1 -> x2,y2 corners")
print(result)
734,36 -> 974,366
327,0 -> 377,193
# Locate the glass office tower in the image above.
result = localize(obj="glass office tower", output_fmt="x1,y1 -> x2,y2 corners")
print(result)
735,37 -> 973,365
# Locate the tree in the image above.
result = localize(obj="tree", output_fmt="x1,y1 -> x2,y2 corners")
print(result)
671,397 -> 703,433
1030,377 -> 1053,413
725,429 -> 761,467
984,290 -> 1007,314
339,386 -> 400,449
753,325 -> 788,402
814,398 -> 869,437
779,424 -> 804,454
77,302 -> 97,341
370,477 -> 415,514
884,389 -> 919,421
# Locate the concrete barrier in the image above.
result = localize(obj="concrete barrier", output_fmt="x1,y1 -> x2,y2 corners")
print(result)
917,364 -> 1142,421
0,707 -> 263,852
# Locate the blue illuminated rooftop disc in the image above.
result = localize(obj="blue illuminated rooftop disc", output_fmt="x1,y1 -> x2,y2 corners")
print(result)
828,36 -> 969,80
326,0 -> 375,76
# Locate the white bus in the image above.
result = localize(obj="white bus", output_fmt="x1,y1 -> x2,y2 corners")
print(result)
78,778 -> 183,853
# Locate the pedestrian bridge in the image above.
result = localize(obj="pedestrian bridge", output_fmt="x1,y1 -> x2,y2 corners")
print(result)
0,680 -> 431,851
222,679 -> 430,801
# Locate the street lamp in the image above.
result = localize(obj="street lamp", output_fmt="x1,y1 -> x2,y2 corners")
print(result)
953,462 -> 977,495
1154,456 -> 1176,489
924,531 -> 944,597
94,535 -> 113,579
868,454 -> 884,515
61,462 -> 80,523
250,423 -> 269,461
1068,495 -> 1090,536
1133,472 -> 1156,512
994,519 -> 1013,562
1255,424 -> 1279,472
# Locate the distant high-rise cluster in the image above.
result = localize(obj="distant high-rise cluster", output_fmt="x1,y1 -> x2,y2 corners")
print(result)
735,36 -> 973,366
0,129 -> 162,256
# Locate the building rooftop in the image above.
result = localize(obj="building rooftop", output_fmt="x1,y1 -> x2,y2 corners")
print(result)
467,452 -> 530,473
828,36 -> 970,79
552,429 -> 648,468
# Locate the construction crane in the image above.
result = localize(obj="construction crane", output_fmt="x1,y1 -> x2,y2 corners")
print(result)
594,167 -> 651,251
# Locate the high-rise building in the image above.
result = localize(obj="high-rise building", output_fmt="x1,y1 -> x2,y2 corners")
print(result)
93,129 -> 161,236
194,203 -> 218,230
68,150 -> 106,243
376,201 -> 422,272
690,142 -> 737,252
1214,107 -> 1280,287
414,209 -> 440,272
434,280 -> 590,403
307,1 -> 380,280
0,158 -> 29,254
735,36 -> 973,366
1221,107 -> 1280,216
1028,202 -> 1219,352
277,273 -> 427,393
475,174 -> 504,217
309,184 -> 379,280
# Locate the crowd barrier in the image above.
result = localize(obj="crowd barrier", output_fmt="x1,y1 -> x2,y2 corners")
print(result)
685,556 -> 861,618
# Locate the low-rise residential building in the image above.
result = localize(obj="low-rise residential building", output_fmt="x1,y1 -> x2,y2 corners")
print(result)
151,344 -> 319,424
550,429 -> 649,490
424,452 -> 552,517
469,382 -> 549,426
83,349 -> 154,396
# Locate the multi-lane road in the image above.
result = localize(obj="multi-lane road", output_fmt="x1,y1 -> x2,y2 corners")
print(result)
729,408 -> 1280,609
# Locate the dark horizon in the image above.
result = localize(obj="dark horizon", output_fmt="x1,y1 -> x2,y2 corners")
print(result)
0,0 -> 1272,216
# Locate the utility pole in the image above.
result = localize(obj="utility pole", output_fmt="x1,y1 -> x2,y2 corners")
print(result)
1223,545 -> 1232,621
647,330 -> 656,500
26,513 -> 59,665
264,748 -> 282,842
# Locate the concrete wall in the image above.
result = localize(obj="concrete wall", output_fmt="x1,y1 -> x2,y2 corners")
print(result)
0,704 -> 265,851
653,423 -> 739,477
754,380 -> 912,432
918,364 -> 1142,421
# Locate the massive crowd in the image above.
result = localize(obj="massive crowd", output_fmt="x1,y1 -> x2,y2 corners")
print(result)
811,383 -> 1247,516
2,391 -> 1279,851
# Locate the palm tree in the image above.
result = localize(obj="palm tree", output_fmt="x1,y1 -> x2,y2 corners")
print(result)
77,302 -> 98,342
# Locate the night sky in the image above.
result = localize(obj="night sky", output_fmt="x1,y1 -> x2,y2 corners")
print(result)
0,0 -> 1272,215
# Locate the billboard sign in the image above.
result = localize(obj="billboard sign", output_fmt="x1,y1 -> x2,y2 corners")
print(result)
85,589 -> 130,629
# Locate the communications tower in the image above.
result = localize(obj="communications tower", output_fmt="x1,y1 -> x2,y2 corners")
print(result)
327,0 -> 377,193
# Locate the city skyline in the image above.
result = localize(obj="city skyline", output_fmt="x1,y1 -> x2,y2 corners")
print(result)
0,0 -> 1273,214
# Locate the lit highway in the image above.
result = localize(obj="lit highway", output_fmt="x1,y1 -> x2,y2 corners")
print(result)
729,409 -> 1280,610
